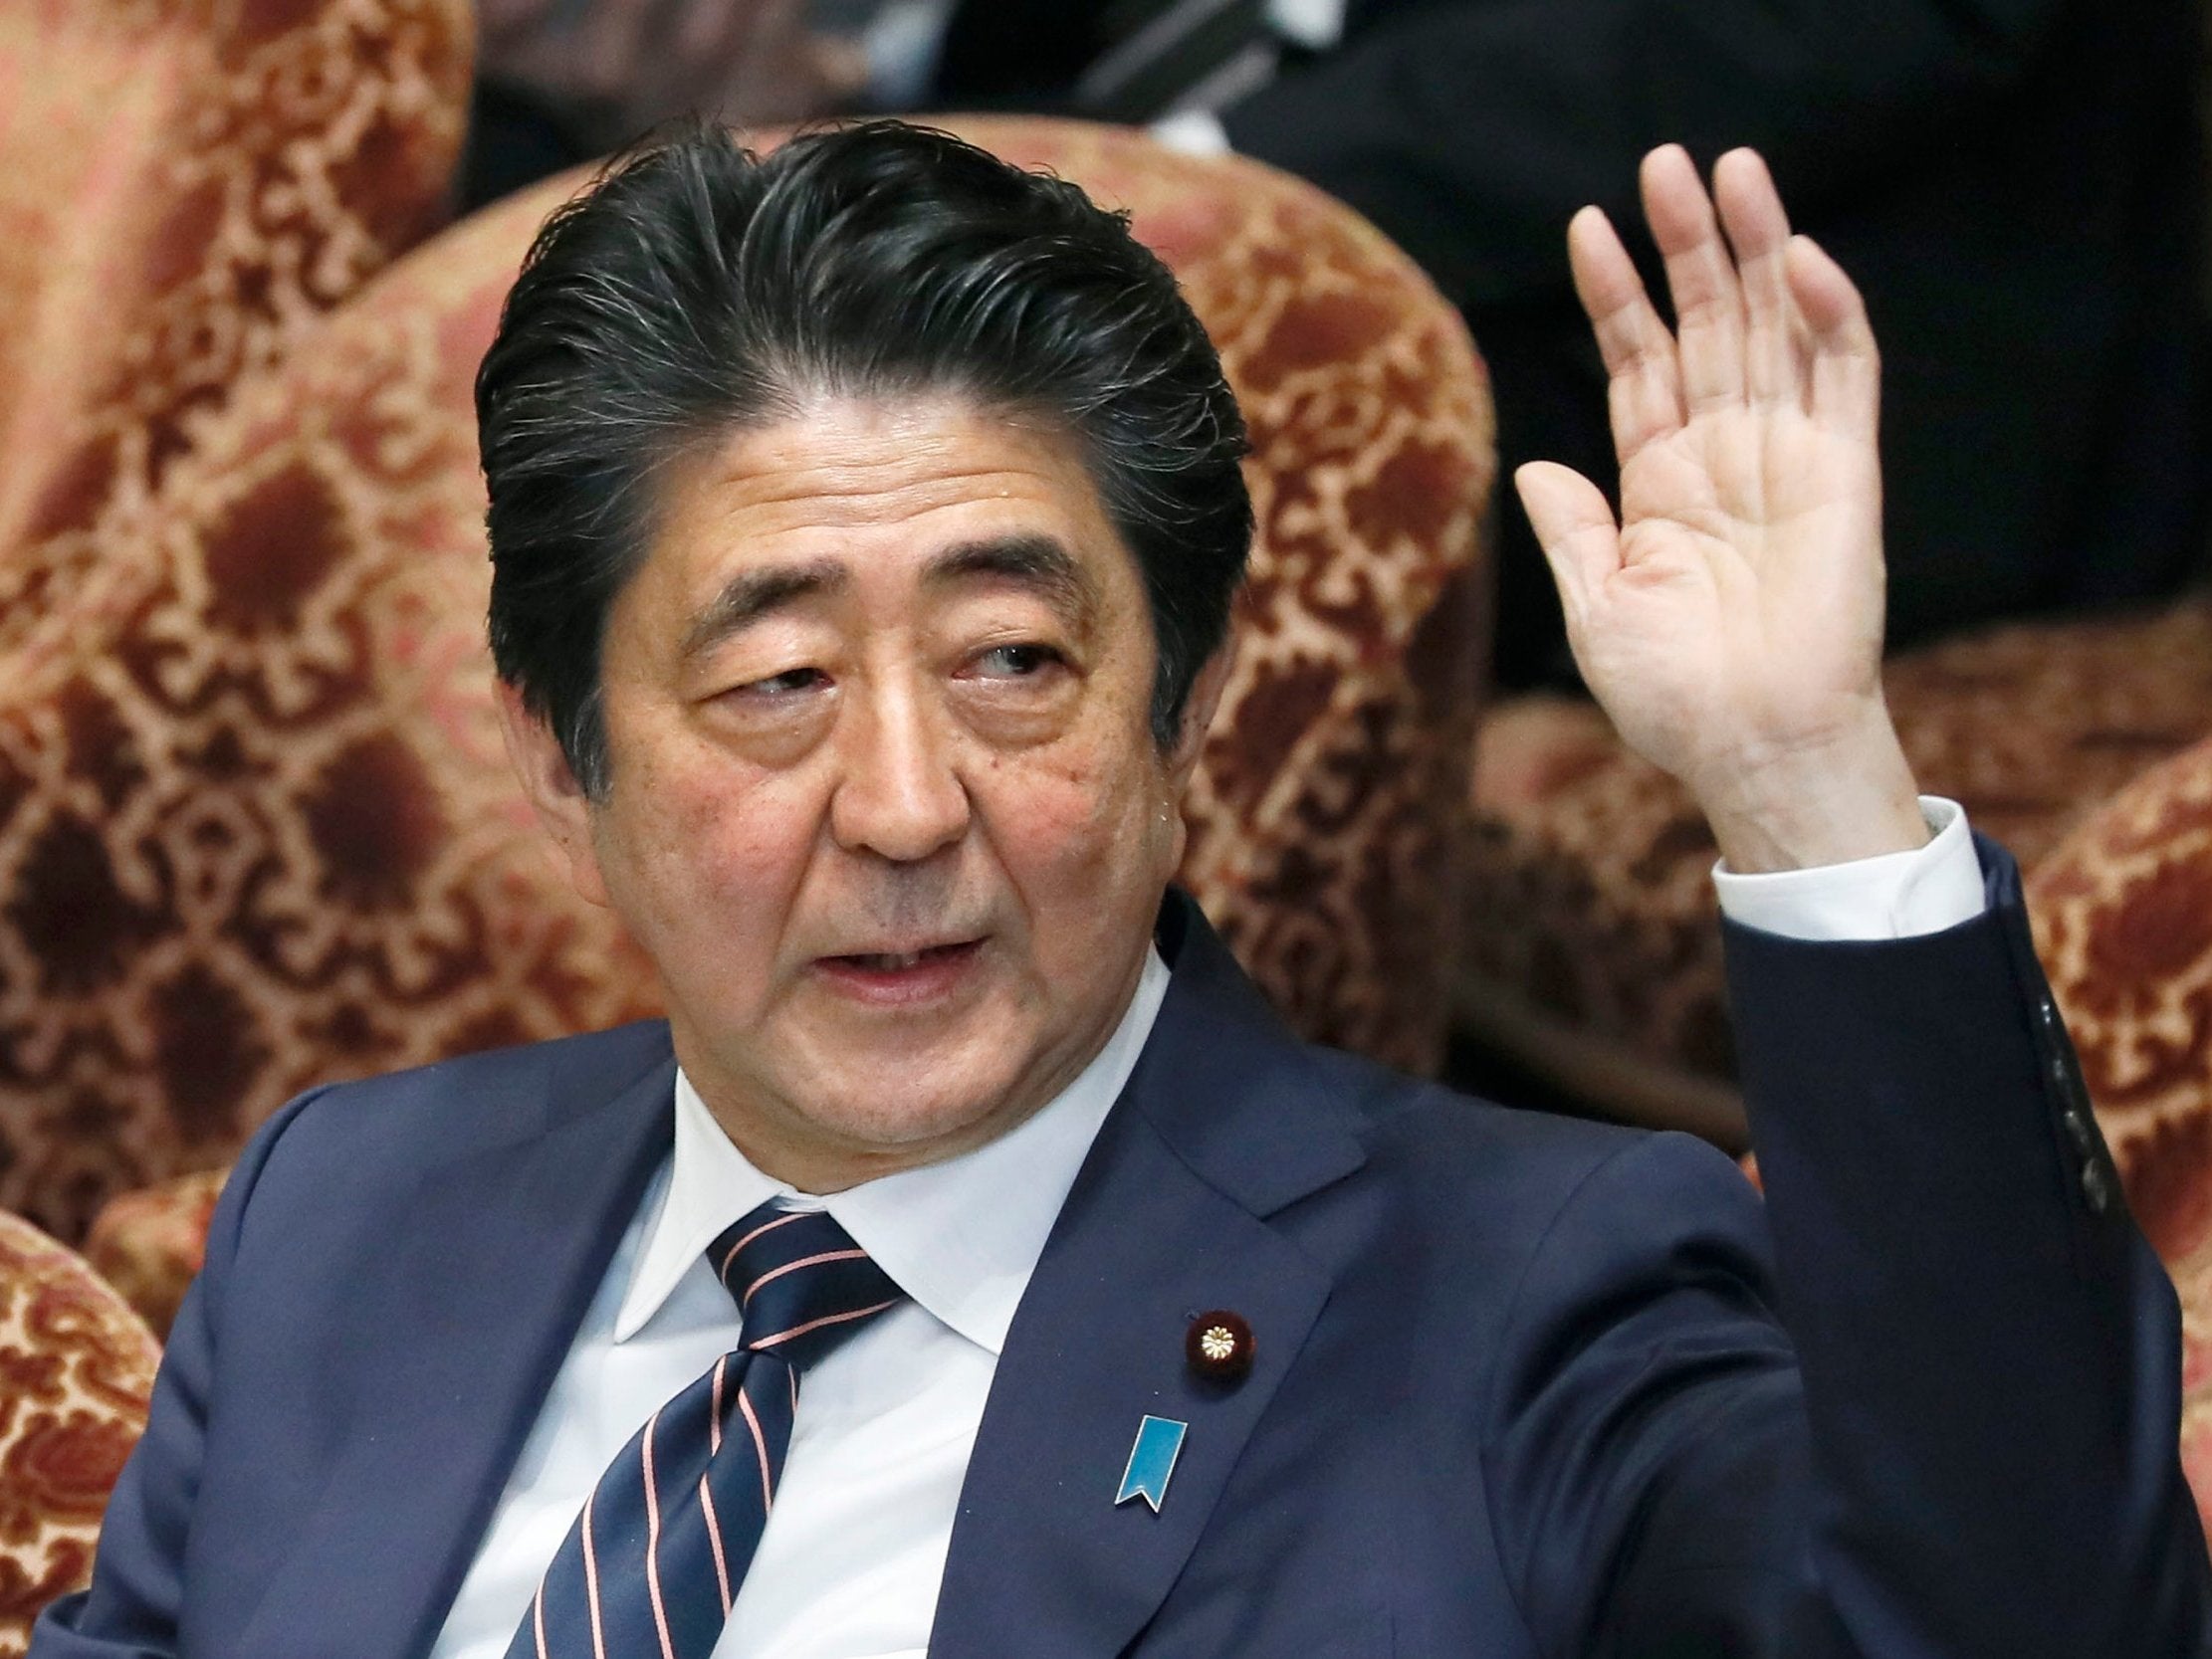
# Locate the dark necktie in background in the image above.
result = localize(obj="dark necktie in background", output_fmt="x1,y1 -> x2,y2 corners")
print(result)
509,1204 -> 903,1659
1074,0 -> 1282,123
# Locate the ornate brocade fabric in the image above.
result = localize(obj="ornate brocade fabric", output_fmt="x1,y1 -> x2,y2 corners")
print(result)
0,1211 -> 158,1654
0,0 -> 476,1238
0,0 -> 474,637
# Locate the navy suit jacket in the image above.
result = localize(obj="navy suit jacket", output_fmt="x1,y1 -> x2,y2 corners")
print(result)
35,844 -> 2212,1655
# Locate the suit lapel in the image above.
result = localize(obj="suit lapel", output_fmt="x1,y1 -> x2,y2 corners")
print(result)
233,1043 -> 678,1659
931,899 -> 1367,1655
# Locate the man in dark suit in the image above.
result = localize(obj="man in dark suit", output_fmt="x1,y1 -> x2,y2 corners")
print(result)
933,0 -> 2211,685
34,120 -> 2212,1656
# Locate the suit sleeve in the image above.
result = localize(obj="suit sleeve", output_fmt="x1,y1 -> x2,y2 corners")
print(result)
1220,0 -> 2069,311
29,1091 -> 328,1657
1482,838 -> 2211,1657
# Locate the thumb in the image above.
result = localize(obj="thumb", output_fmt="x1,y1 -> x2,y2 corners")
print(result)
1513,461 -> 1619,626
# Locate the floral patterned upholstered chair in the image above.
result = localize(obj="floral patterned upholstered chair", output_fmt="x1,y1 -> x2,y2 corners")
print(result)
81,1169 -> 227,1345
0,0 -> 473,647
20,119 -> 1492,1332
0,0 -> 477,1241
0,1212 -> 159,1655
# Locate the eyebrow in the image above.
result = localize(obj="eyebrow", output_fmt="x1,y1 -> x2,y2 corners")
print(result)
679,559 -> 849,662
923,534 -> 1096,631
677,534 -> 1097,663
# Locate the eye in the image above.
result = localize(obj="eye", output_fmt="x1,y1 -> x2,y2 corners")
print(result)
971,643 -> 1062,679
738,666 -> 827,698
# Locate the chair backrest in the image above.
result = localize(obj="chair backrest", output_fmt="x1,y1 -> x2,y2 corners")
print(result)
0,0 -> 473,651
0,0 -> 476,1244
0,1210 -> 158,1652
0,117 -> 1493,1241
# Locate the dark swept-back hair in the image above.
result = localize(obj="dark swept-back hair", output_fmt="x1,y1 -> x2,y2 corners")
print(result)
477,119 -> 1253,796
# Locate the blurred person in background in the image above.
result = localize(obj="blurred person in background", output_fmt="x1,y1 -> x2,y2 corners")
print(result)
468,0 -> 2210,689
467,0 -> 870,202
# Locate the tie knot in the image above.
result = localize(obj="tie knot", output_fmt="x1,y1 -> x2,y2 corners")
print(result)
705,1202 -> 902,1371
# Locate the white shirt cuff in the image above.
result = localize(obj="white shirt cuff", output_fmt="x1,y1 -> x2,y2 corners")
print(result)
1150,110 -> 1233,155
1711,797 -> 1986,942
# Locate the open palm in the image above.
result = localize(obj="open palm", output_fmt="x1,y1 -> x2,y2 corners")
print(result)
1517,146 -> 1922,869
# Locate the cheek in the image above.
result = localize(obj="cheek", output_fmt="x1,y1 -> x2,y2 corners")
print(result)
599,754 -> 821,948
986,734 -> 1174,902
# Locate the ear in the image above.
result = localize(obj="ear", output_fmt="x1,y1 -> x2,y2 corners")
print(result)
1165,627 -> 1239,795
495,681 -> 612,909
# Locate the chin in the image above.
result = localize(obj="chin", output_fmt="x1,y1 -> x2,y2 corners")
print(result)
801,1086 -> 1011,1160
793,1041 -> 1016,1132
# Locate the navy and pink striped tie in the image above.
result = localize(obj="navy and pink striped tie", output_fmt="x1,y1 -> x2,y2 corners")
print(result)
507,1202 -> 903,1659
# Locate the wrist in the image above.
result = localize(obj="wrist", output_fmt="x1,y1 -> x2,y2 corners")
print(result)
1691,707 -> 1927,874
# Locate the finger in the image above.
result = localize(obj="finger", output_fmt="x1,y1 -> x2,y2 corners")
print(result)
1567,205 -> 1684,461
1514,461 -> 1621,632
1786,234 -> 1881,440
1640,144 -> 1745,414
1711,148 -> 1796,407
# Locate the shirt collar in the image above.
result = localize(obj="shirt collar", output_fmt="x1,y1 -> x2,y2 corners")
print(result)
613,945 -> 1173,1353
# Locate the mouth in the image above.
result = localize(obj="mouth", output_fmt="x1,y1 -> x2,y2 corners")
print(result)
812,937 -> 988,1004
834,941 -> 976,971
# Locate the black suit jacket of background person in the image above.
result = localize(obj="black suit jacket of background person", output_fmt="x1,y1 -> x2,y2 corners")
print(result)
935,0 -> 2210,687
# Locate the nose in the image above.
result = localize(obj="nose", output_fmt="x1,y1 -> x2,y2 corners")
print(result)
827,675 -> 971,864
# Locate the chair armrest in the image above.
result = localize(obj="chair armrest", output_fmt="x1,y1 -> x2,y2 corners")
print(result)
83,1169 -> 231,1343
0,1210 -> 159,1647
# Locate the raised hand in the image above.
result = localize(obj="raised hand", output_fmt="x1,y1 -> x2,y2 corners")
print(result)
1515,146 -> 1927,873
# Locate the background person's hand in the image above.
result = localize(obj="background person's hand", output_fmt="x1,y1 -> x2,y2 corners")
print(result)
1515,145 -> 1927,874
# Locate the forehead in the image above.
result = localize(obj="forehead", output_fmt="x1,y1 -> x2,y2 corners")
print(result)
631,395 -> 1135,608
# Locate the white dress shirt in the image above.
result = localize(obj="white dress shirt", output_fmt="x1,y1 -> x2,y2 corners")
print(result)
432,803 -> 1983,1657
431,948 -> 1172,1659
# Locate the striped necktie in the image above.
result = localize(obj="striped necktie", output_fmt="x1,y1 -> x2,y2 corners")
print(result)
507,1203 -> 904,1659
1074,0 -> 1277,122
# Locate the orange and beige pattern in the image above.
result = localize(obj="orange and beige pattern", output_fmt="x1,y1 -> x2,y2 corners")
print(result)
1458,594 -> 2212,1138
0,0 -> 480,1240
0,185 -> 668,1242
0,0 -> 475,655
3,117 -> 1492,1244
2028,735 -> 2212,1539
81,1166 -> 225,1342
0,1211 -> 158,1654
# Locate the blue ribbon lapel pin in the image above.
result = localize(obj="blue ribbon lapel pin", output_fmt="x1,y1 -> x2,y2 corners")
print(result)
1115,1415 -> 1189,1513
